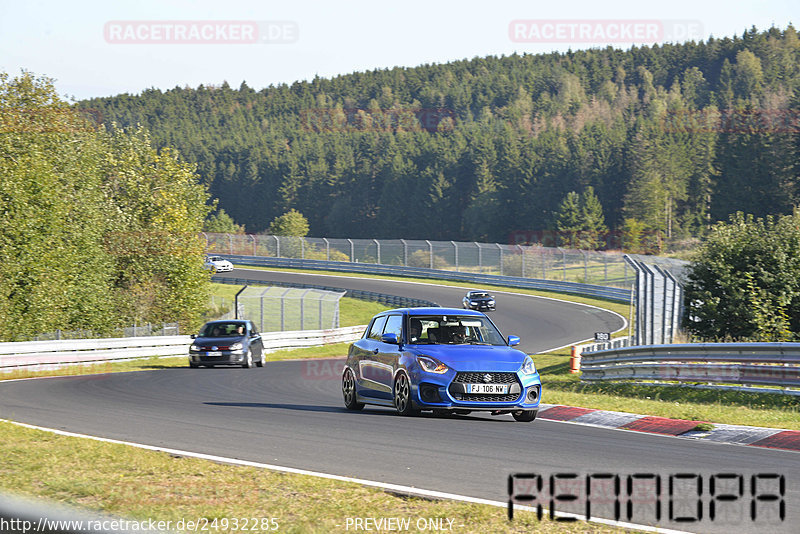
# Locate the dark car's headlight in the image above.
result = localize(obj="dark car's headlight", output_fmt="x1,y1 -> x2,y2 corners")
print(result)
190,344 -> 200,351
229,342 -> 243,351
488,300 -> 495,305
520,356 -> 537,375
418,356 -> 448,374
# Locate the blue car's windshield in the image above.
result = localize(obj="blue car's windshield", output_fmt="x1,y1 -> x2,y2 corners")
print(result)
407,315 -> 506,346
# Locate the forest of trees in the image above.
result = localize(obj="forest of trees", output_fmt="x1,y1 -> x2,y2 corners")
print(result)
82,26 -> 800,249
0,72 -> 212,340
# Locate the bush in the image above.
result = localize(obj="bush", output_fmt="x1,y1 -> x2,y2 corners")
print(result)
684,212 -> 800,341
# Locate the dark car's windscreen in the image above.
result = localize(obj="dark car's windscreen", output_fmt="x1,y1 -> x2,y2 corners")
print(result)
200,322 -> 246,337
408,315 -> 506,345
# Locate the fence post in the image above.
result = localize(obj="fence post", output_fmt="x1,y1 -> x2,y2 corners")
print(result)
497,243 -> 503,276
319,294 -> 324,329
301,237 -> 305,259
280,288 -> 292,331
542,248 -> 546,279
249,234 -> 256,256
274,235 -> 280,258
583,250 -> 588,283
451,241 -> 458,271
234,285 -> 247,319
228,233 -> 233,254
323,237 -> 330,261
427,240 -> 433,269
518,245 -> 525,278
401,239 -> 408,266
348,239 -> 354,263
374,239 -> 380,264
300,289 -> 311,330
476,242 -> 482,273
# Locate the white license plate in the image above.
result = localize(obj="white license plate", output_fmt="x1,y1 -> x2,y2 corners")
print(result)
205,351 -> 222,357
465,383 -> 508,394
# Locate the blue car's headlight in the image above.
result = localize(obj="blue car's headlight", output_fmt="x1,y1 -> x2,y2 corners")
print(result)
520,356 -> 537,375
418,356 -> 448,374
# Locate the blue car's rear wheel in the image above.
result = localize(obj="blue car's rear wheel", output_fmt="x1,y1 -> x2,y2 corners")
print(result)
342,368 -> 364,411
393,372 -> 419,416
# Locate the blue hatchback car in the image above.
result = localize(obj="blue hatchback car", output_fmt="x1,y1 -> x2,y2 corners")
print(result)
342,308 -> 541,422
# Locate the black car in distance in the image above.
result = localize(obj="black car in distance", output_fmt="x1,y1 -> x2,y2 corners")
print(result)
462,290 -> 496,311
189,319 -> 265,368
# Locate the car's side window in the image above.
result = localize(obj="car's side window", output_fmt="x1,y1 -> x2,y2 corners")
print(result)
383,315 -> 403,340
367,316 -> 388,340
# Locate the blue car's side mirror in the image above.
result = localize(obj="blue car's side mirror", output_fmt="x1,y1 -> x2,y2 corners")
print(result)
508,335 -> 520,346
381,333 -> 399,344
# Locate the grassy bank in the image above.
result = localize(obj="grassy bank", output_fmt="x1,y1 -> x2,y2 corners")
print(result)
0,420 -> 626,533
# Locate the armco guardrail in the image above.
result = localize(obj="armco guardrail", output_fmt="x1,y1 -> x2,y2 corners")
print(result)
221,255 -> 631,303
0,326 -> 366,370
212,275 -> 440,308
0,336 -> 193,369
580,343 -> 800,392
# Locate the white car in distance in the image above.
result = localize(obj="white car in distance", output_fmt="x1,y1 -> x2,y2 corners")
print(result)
204,255 -> 234,273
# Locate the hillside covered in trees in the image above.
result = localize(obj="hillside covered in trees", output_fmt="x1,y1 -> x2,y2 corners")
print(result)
83,26 -> 800,247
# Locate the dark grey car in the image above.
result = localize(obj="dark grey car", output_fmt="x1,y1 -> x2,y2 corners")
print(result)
462,290 -> 496,311
189,320 -> 265,368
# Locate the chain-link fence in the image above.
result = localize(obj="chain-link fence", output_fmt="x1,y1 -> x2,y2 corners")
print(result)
237,286 -> 345,332
32,322 -> 180,342
203,233 -> 687,288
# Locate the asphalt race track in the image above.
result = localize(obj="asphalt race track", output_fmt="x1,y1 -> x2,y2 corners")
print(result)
1,269 -> 797,533
215,268 -> 628,354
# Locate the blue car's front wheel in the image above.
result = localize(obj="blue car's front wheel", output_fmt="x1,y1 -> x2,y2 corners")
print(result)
393,372 -> 419,416
512,409 -> 537,422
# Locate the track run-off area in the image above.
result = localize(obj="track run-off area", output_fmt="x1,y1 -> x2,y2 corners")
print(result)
1,268 -> 797,533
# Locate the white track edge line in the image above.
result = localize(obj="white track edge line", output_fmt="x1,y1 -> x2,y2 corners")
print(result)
1,418 -> 689,534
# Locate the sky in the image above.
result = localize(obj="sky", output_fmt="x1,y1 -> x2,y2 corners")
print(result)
0,0 -> 797,101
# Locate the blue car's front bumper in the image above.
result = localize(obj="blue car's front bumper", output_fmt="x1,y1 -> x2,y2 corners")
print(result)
409,368 -> 541,411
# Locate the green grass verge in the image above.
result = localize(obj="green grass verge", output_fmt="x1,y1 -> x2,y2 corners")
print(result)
0,420 -> 628,533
